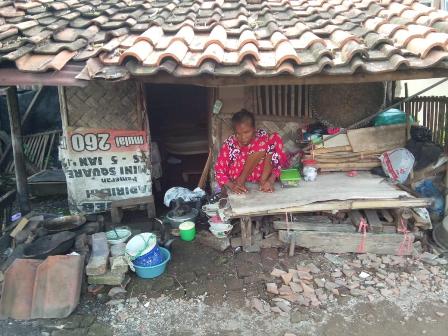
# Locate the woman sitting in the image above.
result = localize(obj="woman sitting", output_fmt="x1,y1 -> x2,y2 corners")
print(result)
215,109 -> 287,194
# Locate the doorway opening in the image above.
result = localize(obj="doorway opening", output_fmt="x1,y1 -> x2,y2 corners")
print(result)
145,84 -> 210,199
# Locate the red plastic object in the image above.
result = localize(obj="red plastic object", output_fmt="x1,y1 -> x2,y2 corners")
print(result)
302,159 -> 317,166
347,170 -> 358,177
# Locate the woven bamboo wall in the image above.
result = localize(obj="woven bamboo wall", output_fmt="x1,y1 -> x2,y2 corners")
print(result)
65,80 -> 140,130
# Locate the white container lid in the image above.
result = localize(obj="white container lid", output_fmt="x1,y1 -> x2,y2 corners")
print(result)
179,221 -> 195,230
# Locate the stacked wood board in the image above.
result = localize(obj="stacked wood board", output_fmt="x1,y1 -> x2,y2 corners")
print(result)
305,124 -> 407,172
274,207 -> 429,255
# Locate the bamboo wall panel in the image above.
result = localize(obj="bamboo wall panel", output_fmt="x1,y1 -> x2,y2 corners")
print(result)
65,81 -> 140,130
397,96 -> 448,150
254,85 -> 312,119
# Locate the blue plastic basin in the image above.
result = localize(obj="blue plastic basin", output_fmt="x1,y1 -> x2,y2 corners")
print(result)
133,247 -> 171,279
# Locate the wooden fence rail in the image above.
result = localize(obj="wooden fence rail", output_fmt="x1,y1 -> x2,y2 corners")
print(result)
397,96 -> 448,150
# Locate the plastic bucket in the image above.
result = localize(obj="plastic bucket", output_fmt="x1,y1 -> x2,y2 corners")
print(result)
133,247 -> 171,279
179,221 -> 196,241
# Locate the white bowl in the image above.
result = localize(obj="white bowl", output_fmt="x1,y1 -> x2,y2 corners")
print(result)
125,232 -> 157,258
209,223 -> 233,239
202,203 -> 219,217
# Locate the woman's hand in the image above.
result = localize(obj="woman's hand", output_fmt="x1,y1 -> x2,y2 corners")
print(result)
226,181 -> 248,194
259,179 -> 275,193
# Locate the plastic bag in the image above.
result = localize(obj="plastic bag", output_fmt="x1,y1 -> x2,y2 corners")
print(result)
379,148 -> 415,183
414,180 -> 444,217
163,187 -> 205,207
374,108 -> 413,126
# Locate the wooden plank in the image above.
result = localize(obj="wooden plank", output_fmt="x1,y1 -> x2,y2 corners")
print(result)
347,124 -> 406,153
273,221 -> 355,232
289,234 -> 296,257
277,85 -> 281,116
311,145 -> 352,154
364,210 -> 383,233
283,85 -> 288,117
290,85 -> 295,117
380,209 -> 394,223
437,101 -> 444,145
37,134 -> 50,170
6,86 -> 30,214
240,216 -> 252,251
257,86 -> 263,115
349,210 -> 364,227
44,132 -> 56,170
316,161 -> 381,170
312,156 -> 379,163
267,86 -> 273,115
0,87 -> 44,168
323,134 -> 350,148
198,150 -> 212,189
28,135 -> 42,163
278,231 -> 414,255
228,198 -> 431,218
10,217 -> 29,238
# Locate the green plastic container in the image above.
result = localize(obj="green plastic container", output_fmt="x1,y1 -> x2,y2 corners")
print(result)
280,168 -> 301,187
179,221 -> 196,241
374,108 -> 414,126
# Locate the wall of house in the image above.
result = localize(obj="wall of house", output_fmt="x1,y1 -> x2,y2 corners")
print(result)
63,80 -> 143,130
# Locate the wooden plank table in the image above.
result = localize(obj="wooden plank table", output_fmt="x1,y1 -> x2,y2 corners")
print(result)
224,173 -> 431,251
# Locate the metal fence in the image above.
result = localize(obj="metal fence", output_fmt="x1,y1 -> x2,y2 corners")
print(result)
397,96 -> 448,150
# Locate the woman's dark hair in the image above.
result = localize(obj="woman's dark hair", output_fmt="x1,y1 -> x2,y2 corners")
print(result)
231,109 -> 255,128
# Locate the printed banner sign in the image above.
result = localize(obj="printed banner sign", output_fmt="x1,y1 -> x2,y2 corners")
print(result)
59,128 -> 151,214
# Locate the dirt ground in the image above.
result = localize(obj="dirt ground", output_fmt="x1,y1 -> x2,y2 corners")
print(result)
1,204 -> 447,336
1,239 -> 447,336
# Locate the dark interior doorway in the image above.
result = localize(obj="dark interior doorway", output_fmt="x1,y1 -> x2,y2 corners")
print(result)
145,84 -> 209,197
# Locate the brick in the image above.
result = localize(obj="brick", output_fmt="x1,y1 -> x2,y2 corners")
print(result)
88,271 -> 125,286
266,282 -> 279,295
271,268 -> 287,277
281,273 -> 293,285
86,233 -> 109,276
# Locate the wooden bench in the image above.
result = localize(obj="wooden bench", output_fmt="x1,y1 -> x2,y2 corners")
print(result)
111,195 -> 156,224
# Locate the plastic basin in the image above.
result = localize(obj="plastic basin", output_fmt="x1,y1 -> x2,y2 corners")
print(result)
133,247 -> 171,279
133,245 -> 165,267
105,228 -> 131,245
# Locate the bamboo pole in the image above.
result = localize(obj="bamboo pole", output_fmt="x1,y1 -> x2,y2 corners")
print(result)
6,86 -> 30,214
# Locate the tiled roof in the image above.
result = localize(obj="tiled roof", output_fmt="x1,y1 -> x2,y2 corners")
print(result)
1,0 -> 448,80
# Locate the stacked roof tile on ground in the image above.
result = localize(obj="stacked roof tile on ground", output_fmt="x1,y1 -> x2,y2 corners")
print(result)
0,0 -> 448,78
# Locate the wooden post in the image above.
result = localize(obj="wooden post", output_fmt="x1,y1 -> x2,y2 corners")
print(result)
240,216 -> 252,251
445,161 -> 448,217
6,86 -> 30,213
